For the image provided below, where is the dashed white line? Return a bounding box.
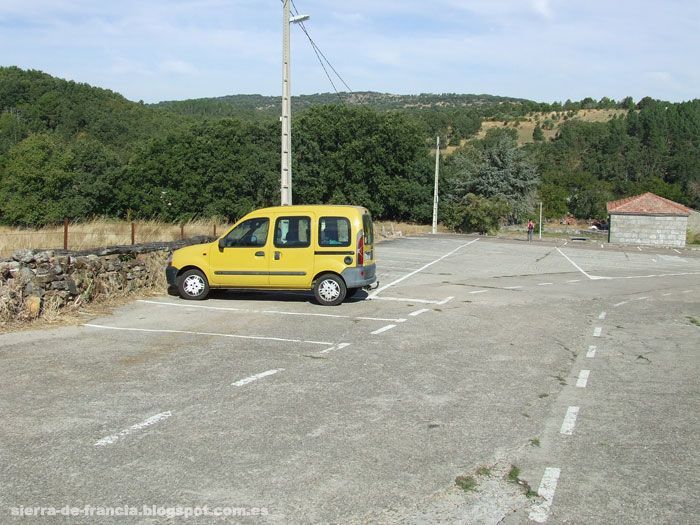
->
[84,324,332,346]
[409,308,430,317]
[586,345,597,358]
[613,300,628,307]
[593,327,602,337]
[632,296,650,301]
[598,311,607,320]
[368,239,479,299]
[566,279,580,283]
[468,289,489,294]
[371,296,451,305]
[529,467,561,523]
[504,285,523,289]
[637,246,642,251]
[436,296,455,305]
[576,370,590,388]
[319,343,351,354]
[682,290,693,294]
[673,249,681,254]
[538,282,554,286]
[95,411,172,446]
[232,369,283,387]
[371,324,397,335]
[560,406,580,435]
[662,293,672,296]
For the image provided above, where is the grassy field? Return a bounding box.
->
[0,219,437,258]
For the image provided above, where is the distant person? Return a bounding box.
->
[527,219,535,242]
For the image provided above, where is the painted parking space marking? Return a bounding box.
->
[673,249,682,254]
[586,345,597,358]
[371,296,452,305]
[632,296,650,301]
[613,300,628,307]
[593,327,602,337]
[408,308,430,317]
[371,324,396,335]
[319,343,351,354]
[95,411,172,446]
[138,300,405,324]
[682,289,693,293]
[232,369,283,387]
[560,406,580,435]
[556,248,606,280]
[504,285,523,289]
[85,324,332,346]
[662,293,672,296]
[529,467,561,523]
[368,238,479,299]
[468,289,488,294]
[538,282,554,286]
[566,279,580,283]
[598,311,607,320]
[576,370,590,388]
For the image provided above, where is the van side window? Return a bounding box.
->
[319,217,351,247]
[223,218,269,247]
[274,216,311,248]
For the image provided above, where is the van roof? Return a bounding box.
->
[252,204,368,214]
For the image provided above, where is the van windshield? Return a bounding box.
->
[362,214,373,245]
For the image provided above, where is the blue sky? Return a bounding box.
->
[0,0,698,103]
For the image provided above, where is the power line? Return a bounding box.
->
[283,0,353,101]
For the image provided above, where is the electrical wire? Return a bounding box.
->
[281,0,353,102]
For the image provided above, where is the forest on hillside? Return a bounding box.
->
[0,66,698,231]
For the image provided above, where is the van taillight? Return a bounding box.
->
[357,232,364,266]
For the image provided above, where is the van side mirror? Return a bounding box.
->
[218,238,226,250]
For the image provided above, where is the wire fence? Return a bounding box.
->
[0,220,229,258]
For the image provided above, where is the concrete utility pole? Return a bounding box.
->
[280,1,309,206]
[539,201,543,240]
[432,136,440,234]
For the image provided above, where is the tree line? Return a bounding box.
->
[0,67,697,231]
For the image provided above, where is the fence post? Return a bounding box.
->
[213,224,217,237]
[63,218,68,250]
[180,224,184,240]
[131,222,135,245]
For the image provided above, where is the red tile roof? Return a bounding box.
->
[606,192,691,216]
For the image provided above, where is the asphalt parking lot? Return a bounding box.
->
[1,235,699,524]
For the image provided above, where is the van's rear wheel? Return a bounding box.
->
[178,269,210,300]
[313,274,346,306]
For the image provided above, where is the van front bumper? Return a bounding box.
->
[341,263,377,289]
[165,265,179,286]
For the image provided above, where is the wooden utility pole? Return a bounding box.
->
[432,136,440,234]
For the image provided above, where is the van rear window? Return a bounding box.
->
[319,217,351,247]
[362,214,374,245]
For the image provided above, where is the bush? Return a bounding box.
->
[443,193,511,234]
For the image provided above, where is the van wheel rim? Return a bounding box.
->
[183,275,205,296]
[318,279,340,302]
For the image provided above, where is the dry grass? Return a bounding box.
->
[0,219,230,258]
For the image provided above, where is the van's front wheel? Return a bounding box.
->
[178,269,210,300]
[313,274,346,306]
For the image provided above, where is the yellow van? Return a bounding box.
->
[166,205,376,306]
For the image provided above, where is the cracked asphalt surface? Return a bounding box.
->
[1,235,698,524]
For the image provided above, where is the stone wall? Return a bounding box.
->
[0,237,213,324]
[609,214,688,247]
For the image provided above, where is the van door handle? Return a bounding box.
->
[255,251,265,257]
[274,251,281,260]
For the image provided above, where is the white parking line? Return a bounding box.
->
[673,249,682,254]
[368,239,479,299]
[662,293,672,296]
[409,308,431,316]
[593,327,602,337]
[138,300,406,323]
[319,343,351,354]
[504,285,523,289]
[586,345,597,358]
[576,370,590,388]
[371,324,396,335]
[468,289,488,294]
[371,296,453,305]
[560,406,580,435]
[613,300,628,307]
[598,311,607,320]
[95,411,172,446]
[556,248,605,280]
[632,296,650,301]
[538,282,554,286]
[85,324,332,346]
[682,290,693,293]
[566,279,580,283]
[232,369,283,387]
[529,468,561,523]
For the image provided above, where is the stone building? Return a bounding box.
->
[607,192,691,248]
